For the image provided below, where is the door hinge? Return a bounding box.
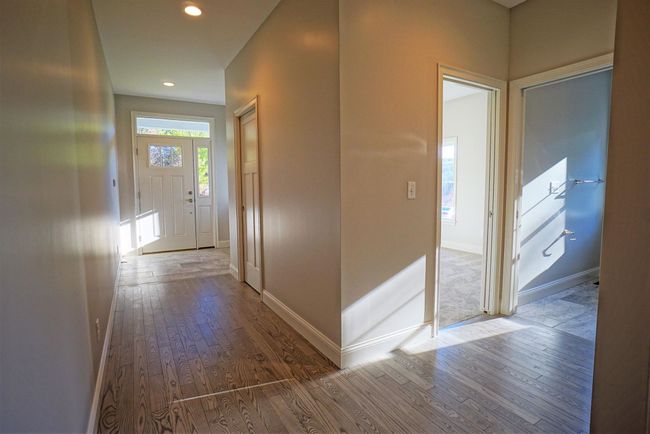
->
[136,147,139,156]
[138,235,142,242]
[137,191,141,200]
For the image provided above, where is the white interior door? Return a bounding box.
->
[137,136,196,253]
[240,109,262,291]
[193,139,215,248]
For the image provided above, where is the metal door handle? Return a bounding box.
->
[187,198,193,203]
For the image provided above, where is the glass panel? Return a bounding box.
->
[148,145,183,167]
[137,117,210,137]
[441,137,457,221]
[197,147,210,197]
[242,117,258,163]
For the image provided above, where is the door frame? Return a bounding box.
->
[434,65,507,334]
[500,53,614,314]
[130,111,217,255]
[233,96,264,293]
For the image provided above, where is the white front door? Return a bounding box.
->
[240,109,262,291]
[137,136,196,253]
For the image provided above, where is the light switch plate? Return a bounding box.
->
[407,181,416,199]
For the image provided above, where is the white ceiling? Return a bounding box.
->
[491,0,528,8]
[92,0,280,105]
[443,80,485,102]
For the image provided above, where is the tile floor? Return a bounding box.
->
[514,280,599,341]
[119,248,231,286]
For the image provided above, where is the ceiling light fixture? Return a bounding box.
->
[162,81,175,87]
[184,5,202,16]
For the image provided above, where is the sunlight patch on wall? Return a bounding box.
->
[519,158,567,290]
[342,256,427,347]
[137,210,161,248]
[120,219,134,253]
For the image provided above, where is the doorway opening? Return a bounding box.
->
[434,66,507,333]
[132,113,217,254]
[437,80,492,328]
[505,59,613,341]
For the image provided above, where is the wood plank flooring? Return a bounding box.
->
[97,249,595,433]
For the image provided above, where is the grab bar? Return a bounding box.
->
[571,178,605,185]
[542,229,576,257]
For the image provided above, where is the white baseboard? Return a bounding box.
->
[262,291,342,367]
[86,262,121,434]
[217,240,230,248]
[341,322,433,368]
[229,263,239,280]
[518,267,599,305]
[441,240,483,255]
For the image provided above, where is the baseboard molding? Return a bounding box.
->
[261,291,342,367]
[229,263,239,280]
[341,322,433,368]
[518,267,599,305]
[217,240,230,248]
[86,262,121,434]
[441,240,482,255]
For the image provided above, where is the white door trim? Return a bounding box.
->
[233,97,264,293]
[434,65,507,334]
[130,111,217,254]
[500,53,614,314]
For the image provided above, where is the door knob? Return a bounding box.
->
[187,198,193,203]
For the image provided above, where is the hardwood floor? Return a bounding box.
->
[97,249,594,433]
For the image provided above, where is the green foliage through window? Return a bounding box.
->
[137,127,209,137]
[198,147,210,197]
[136,117,210,138]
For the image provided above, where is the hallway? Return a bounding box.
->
[98,250,594,433]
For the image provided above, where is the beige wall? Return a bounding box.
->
[114,95,229,251]
[339,0,509,349]
[225,0,341,343]
[0,0,119,431]
[591,0,650,431]
[509,0,617,79]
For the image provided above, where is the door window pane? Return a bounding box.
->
[441,137,457,221]
[197,147,210,197]
[148,145,183,167]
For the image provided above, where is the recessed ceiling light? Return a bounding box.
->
[184,5,202,16]
[162,81,175,87]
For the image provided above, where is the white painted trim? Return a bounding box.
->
[232,97,264,292]
[262,291,341,367]
[217,240,230,248]
[86,263,121,434]
[435,65,507,333]
[341,323,433,368]
[517,267,600,306]
[440,241,483,255]
[229,263,239,280]
[501,53,614,315]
